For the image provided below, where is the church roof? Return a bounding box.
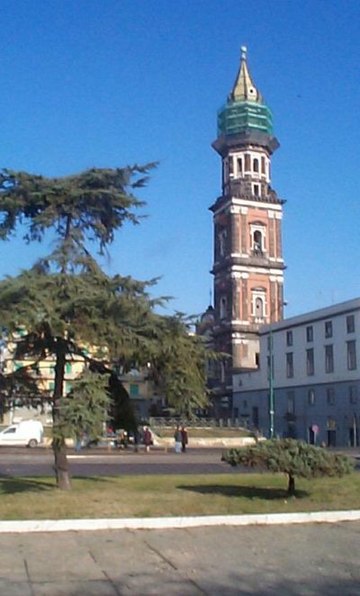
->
[217,47,274,138]
[230,46,263,104]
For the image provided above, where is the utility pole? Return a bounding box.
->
[268,328,275,439]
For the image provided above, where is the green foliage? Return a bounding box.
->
[0,165,156,251]
[0,164,212,487]
[147,313,210,417]
[223,439,354,495]
[0,266,162,364]
[107,372,138,433]
[56,370,109,442]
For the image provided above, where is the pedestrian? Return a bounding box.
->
[74,434,82,453]
[174,425,182,453]
[181,426,188,453]
[143,426,152,453]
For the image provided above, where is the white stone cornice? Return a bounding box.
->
[230,197,283,211]
[229,265,284,277]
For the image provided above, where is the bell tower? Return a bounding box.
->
[210,47,285,405]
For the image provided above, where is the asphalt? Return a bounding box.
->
[1,446,359,477]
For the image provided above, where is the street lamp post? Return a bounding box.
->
[267,301,286,439]
[268,328,275,439]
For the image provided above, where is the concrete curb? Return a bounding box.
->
[0,510,359,533]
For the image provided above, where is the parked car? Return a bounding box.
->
[0,420,44,447]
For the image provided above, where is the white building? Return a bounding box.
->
[233,298,360,447]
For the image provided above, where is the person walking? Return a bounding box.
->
[181,426,188,453]
[143,427,152,453]
[174,425,182,453]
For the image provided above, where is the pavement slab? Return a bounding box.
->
[0,522,359,595]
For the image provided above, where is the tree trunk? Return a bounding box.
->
[52,338,71,490]
[287,473,295,496]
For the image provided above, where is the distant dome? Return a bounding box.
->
[200,305,215,323]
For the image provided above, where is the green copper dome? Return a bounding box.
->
[217,47,274,137]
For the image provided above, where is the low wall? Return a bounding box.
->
[153,436,257,449]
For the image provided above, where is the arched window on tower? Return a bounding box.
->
[237,157,243,177]
[253,158,259,173]
[255,296,264,318]
[251,288,267,323]
[261,156,266,175]
[253,230,263,254]
[250,223,266,255]
[218,229,227,257]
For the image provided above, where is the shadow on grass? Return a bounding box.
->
[177,484,309,500]
[0,477,55,495]
[0,475,115,495]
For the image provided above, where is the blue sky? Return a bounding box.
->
[0,0,359,318]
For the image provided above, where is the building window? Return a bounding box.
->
[220,362,225,383]
[253,230,263,254]
[308,389,315,406]
[325,320,333,338]
[306,325,313,342]
[325,344,334,373]
[129,383,139,397]
[347,340,357,370]
[261,156,266,174]
[220,296,227,319]
[286,352,294,378]
[346,314,355,334]
[306,348,315,375]
[65,362,72,374]
[252,288,266,321]
[228,156,234,176]
[253,183,260,197]
[286,330,293,347]
[253,158,259,173]
[237,157,243,174]
[327,417,336,430]
[218,229,227,257]
[326,387,335,405]
[349,385,358,404]
[287,391,295,414]
[255,297,264,319]
[244,153,251,171]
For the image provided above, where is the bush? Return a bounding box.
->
[222,439,354,495]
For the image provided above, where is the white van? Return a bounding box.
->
[0,420,44,448]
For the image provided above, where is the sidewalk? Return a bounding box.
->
[0,522,359,595]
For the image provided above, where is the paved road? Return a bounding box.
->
[0,447,359,477]
[0,522,359,595]
[0,448,247,477]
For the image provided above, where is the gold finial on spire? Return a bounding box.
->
[230,46,262,104]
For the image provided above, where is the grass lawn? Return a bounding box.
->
[0,473,359,520]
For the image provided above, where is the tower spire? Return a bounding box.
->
[230,46,262,103]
